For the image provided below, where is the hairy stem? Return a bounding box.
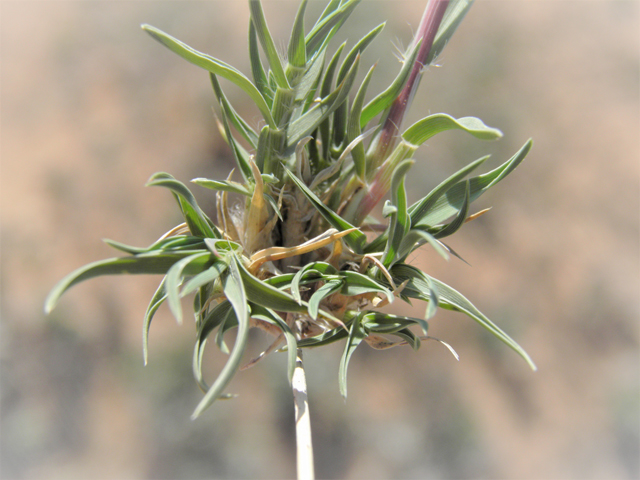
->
[293,348,314,480]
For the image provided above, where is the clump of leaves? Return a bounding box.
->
[46,0,535,419]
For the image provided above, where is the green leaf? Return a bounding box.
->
[286,55,360,153]
[305,0,361,58]
[291,262,337,304]
[362,311,427,336]
[397,229,449,262]
[359,41,421,129]
[248,0,290,89]
[210,74,254,182]
[191,178,250,196]
[235,256,308,314]
[141,24,276,129]
[382,159,414,267]
[402,114,503,147]
[248,20,272,106]
[143,277,168,365]
[433,180,470,239]
[347,64,376,180]
[287,0,308,68]
[166,252,211,324]
[336,23,384,85]
[193,300,233,391]
[308,278,343,320]
[426,0,474,66]
[338,312,367,398]
[250,304,298,382]
[340,271,393,304]
[284,167,366,252]
[318,42,345,161]
[103,235,205,255]
[409,155,488,226]
[45,252,212,315]
[192,260,250,418]
[390,264,537,370]
[147,172,220,239]
[210,73,259,150]
[413,140,532,227]
[180,258,229,297]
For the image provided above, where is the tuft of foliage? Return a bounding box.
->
[46,0,535,418]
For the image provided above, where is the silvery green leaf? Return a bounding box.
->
[166,252,211,324]
[382,159,414,267]
[433,179,470,239]
[143,277,168,365]
[409,155,488,226]
[192,260,250,418]
[287,0,308,68]
[338,312,367,398]
[210,73,259,151]
[250,304,298,382]
[402,113,503,147]
[305,0,361,58]
[193,300,233,391]
[180,259,229,297]
[45,252,212,315]
[192,178,251,196]
[147,172,220,239]
[390,264,536,370]
[103,235,205,255]
[248,0,290,89]
[348,64,376,180]
[248,20,272,106]
[309,278,343,320]
[413,140,532,227]
[359,41,421,129]
[284,167,366,252]
[142,24,276,128]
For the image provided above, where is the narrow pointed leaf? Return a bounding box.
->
[413,140,532,227]
[248,0,290,89]
[309,278,343,320]
[192,260,250,418]
[284,167,366,252]
[409,155,488,225]
[287,0,308,68]
[250,304,298,382]
[403,114,503,147]
[360,41,421,129]
[426,0,474,66]
[166,252,211,324]
[397,229,449,262]
[180,259,229,297]
[210,74,259,149]
[382,159,414,267]
[287,55,360,152]
[305,0,361,58]
[338,312,367,398]
[390,264,537,370]
[248,20,272,105]
[45,253,212,314]
[147,172,220,238]
[142,24,275,128]
[143,277,168,365]
[192,178,250,196]
[434,180,470,238]
[193,300,233,391]
[348,64,376,179]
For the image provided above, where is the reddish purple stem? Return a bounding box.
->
[372,0,450,162]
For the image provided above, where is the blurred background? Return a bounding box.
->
[2,1,638,479]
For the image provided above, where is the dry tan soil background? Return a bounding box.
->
[2,1,639,479]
